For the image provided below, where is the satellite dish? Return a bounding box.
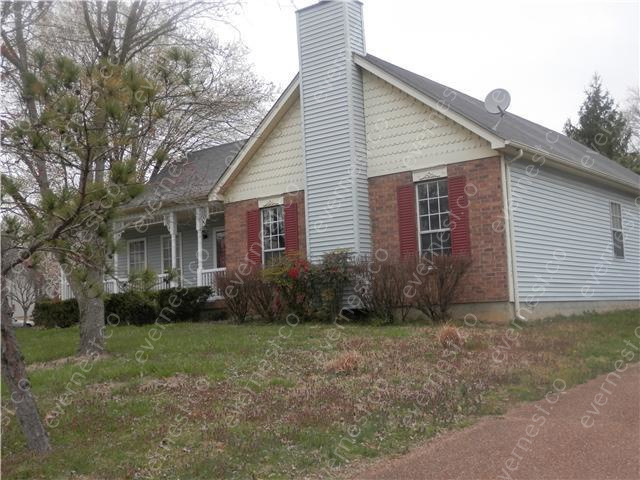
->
[484,88,511,115]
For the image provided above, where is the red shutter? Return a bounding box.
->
[246,209,262,265]
[284,202,299,257]
[397,184,418,257]
[448,176,471,256]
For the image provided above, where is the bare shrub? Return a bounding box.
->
[354,256,415,324]
[325,351,362,374]
[438,325,465,349]
[216,271,249,323]
[413,255,471,323]
[245,271,282,322]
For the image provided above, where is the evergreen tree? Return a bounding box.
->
[0,0,269,452]
[564,74,634,168]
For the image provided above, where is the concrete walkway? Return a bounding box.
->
[355,364,640,480]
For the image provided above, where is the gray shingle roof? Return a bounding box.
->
[125,140,245,209]
[361,54,640,190]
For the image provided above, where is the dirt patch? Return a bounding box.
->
[85,381,128,397]
[138,373,208,393]
[28,353,111,372]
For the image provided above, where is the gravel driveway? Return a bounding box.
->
[355,363,640,480]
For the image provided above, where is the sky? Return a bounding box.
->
[217,0,639,133]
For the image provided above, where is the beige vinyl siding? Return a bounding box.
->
[363,71,496,178]
[225,99,304,203]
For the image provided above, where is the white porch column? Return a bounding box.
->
[163,212,178,287]
[195,207,209,287]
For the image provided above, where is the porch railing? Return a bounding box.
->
[202,267,226,298]
[61,269,226,300]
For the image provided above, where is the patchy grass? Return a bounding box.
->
[2,309,639,479]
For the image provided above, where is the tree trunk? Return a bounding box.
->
[1,276,51,453]
[68,266,106,356]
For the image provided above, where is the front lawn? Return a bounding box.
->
[2,310,639,479]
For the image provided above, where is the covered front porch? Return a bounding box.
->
[61,204,227,299]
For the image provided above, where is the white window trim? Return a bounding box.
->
[416,178,452,256]
[160,233,183,274]
[609,201,624,259]
[261,205,285,265]
[258,195,284,208]
[127,238,147,275]
[412,165,447,183]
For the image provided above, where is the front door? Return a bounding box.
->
[213,229,225,269]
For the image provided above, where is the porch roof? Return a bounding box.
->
[123,140,246,212]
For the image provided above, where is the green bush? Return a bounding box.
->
[33,299,79,328]
[260,251,353,322]
[262,257,314,321]
[156,286,213,322]
[105,291,157,326]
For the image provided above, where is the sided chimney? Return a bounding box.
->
[296,0,371,261]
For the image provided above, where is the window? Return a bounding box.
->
[161,234,182,274]
[416,178,451,256]
[128,239,146,274]
[262,206,285,264]
[610,202,624,258]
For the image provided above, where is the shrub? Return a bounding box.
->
[354,256,415,324]
[245,271,282,322]
[262,252,353,322]
[32,299,79,328]
[262,257,313,321]
[413,255,471,322]
[157,286,213,322]
[438,324,465,349]
[105,291,157,326]
[311,250,352,321]
[216,271,250,323]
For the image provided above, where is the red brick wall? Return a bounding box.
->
[224,191,306,270]
[286,191,307,259]
[368,157,509,303]
[448,157,509,303]
[369,171,413,257]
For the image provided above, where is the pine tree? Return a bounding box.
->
[564,74,634,169]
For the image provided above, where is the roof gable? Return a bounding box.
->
[357,54,640,191]
[225,97,304,202]
[211,77,300,200]
[363,70,496,177]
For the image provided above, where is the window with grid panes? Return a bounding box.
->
[262,206,285,264]
[416,178,451,255]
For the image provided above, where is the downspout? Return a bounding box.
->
[504,149,527,321]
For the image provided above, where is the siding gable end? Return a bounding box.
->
[225,98,305,203]
[363,71,497,178]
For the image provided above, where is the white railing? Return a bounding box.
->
[202,267,226,298]
[61,270,226,300]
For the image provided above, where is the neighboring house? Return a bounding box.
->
[8,253,59,322]
[62,0,639,321]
